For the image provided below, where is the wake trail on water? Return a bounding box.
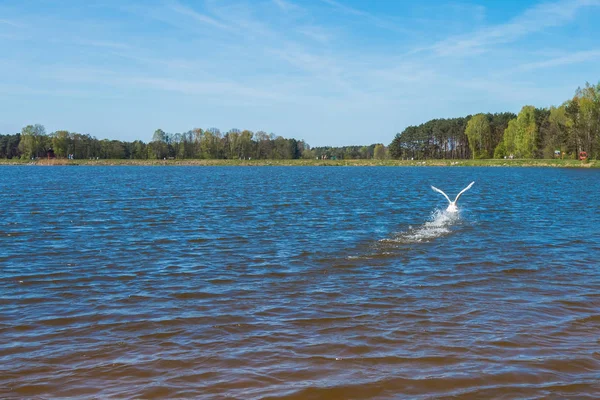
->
[345,209,464,261]
[382,209,461,244]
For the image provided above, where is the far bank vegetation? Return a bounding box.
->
[1,81,598,162]
[389,82,600,161]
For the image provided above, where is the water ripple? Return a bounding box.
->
[1,166,600,398]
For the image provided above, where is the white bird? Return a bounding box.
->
[431,181,475,212]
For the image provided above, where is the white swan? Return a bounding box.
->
[431,181,475,212]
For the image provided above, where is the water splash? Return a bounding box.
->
[383,209,461,244]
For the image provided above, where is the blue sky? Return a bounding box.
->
[1,0,599,146]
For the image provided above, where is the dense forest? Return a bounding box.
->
[390,81,600,160]
[1,81,598,161]
[0,126,389,161]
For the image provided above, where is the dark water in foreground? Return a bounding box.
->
[1,166,600,399]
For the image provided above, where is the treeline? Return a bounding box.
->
[147,129,309,160]
[0,125,389,161]
[5,80,597,162]
[310,144,387,160]
[388,113,515,160]
[389,81,600,160]
[0,125,151,160]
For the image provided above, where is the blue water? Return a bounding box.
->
[1,166,599,398]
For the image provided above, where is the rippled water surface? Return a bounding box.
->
[2,166,600,399]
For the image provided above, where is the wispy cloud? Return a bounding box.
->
[0,33,22,40]
[45,66,123,84]
[134,76,283,100]
[0,19,23,28]
[296,25,332,43]
[269,46,349,92]
[205,1,275,38]
[3,0,599,145]
[169,1,230,31]
[272,0,301,13]
[110,51,199,70]
[369,63,438,85]
[320,0,409,34]
[320,0,365,17]
[0,82,92,98]
[424,0,600,56]
[75,39,130,50]
[516,49,600,72]
[43,65,284,102]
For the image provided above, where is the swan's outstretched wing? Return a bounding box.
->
[453,181,475,203]
[431,186,451,204]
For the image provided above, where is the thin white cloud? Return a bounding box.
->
[4,0,598,145]
[110,51,199,70]
[169,1,230,31]
[320,0,409,34]
[45,66,122,84]
[272,0,301,13]
[369,63,438,85]
[269,46,353,93]
[75,39,130,50]
[516,49,600,72]
[205,1,274,38]
[43,65,284,102]
[134,76,282,100]
[0,82,92,98]
[0,33,22,40]
[320,0,367,17]
[424,0,600,56]
[296,26,332,43]
[0,19,23,28]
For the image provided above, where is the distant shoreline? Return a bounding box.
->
[0,158,598,168]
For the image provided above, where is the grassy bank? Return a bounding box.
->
[0,158,598,168]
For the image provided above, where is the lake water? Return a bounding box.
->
[1,166,599,399]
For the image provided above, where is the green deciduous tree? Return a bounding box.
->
[497,106,538,158]
[516,106,538,158]
[19,124,47,159]
[465,114,491,159]
[150,129,168,159]
[51,130,70,158]
[373,144,387,160]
